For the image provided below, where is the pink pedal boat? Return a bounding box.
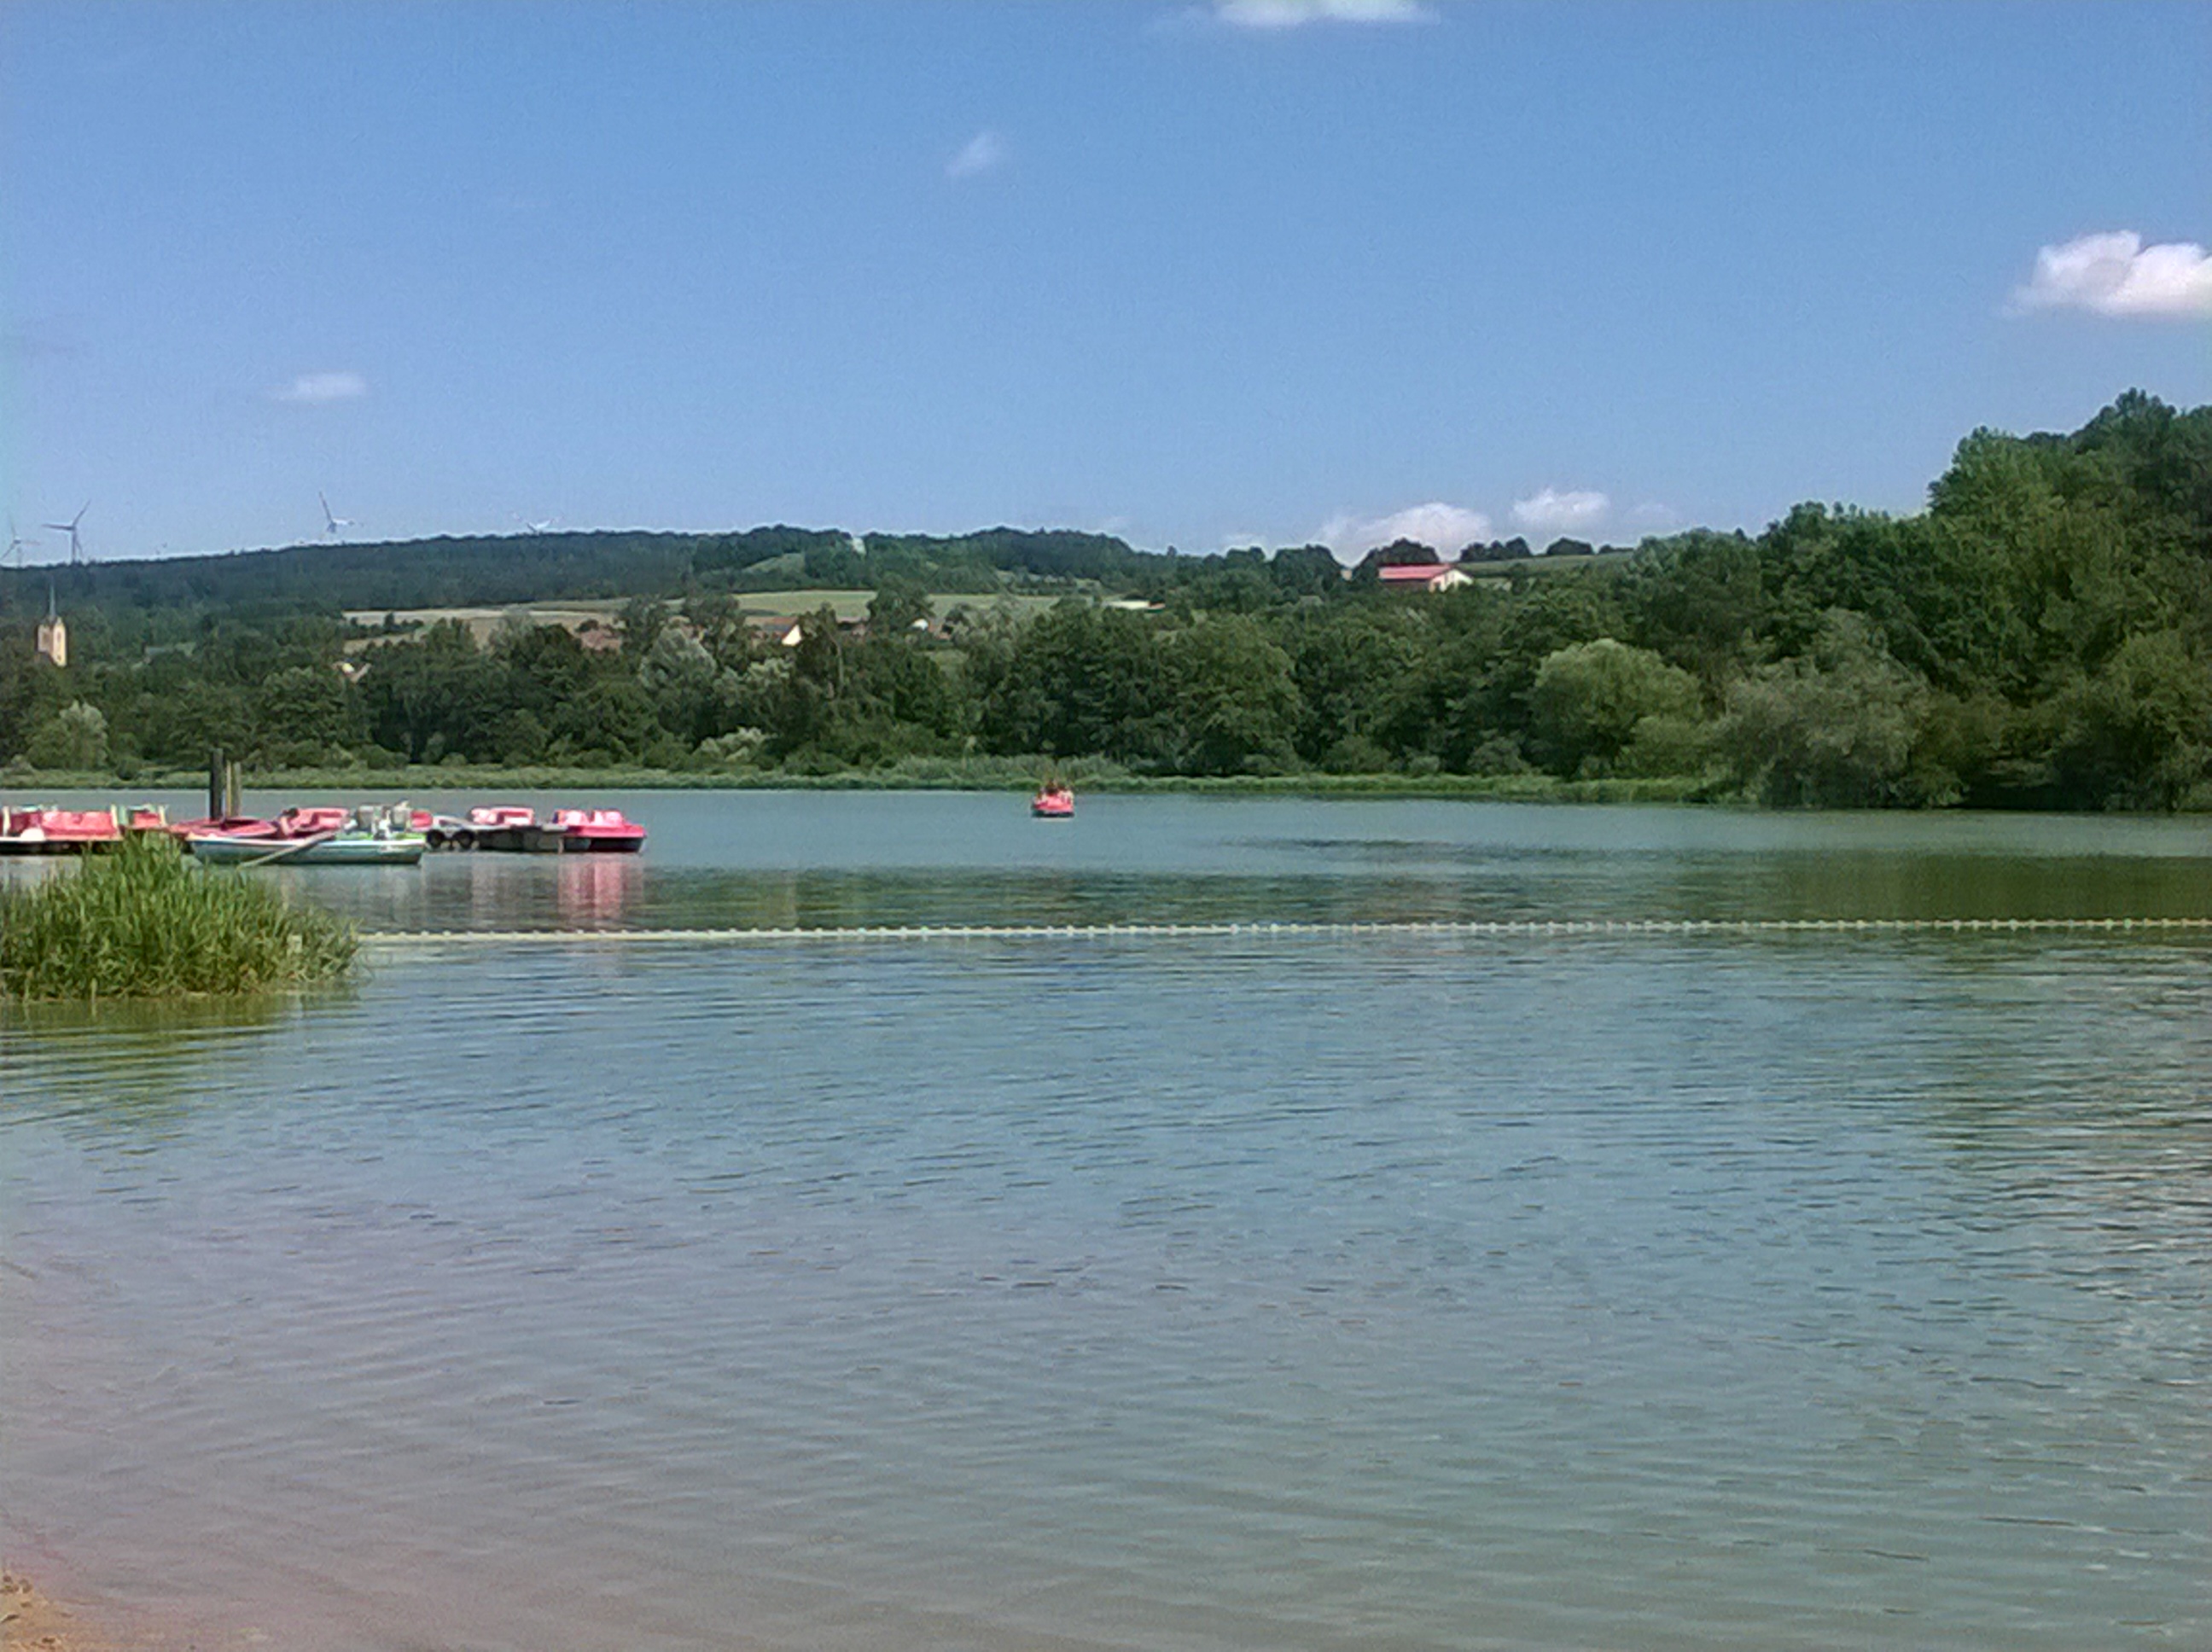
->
[420,806,647,854]
[549,808,647,852]
[0,805,125,854]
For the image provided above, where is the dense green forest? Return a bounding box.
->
[0,524,1237,625]
[3,393,2207,809]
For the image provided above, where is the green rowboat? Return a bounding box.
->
[187,832,428,867]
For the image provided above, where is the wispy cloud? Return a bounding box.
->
[946,131,1008,180]
[273,370,368,404]
[1208,0,1434,27]
[1511,487,1610,536]
[2011,231,2212,319]
[1319,502,1492,561]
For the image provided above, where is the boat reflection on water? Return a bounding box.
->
[555,852,644,928]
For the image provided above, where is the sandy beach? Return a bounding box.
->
[1,1573,108,1652]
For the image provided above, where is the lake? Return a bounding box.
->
[3,794,2209,1649]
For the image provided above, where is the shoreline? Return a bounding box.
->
[3,765,1714,803]
[7,765,2208,813]
[0,1572,106,1652]
[6,762,1706,800]
[0,764,2147,811]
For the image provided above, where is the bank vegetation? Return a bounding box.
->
[0,835,358,999]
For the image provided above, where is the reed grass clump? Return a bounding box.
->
[0,835,358,999]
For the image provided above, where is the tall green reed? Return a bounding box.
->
[0,835,358,999]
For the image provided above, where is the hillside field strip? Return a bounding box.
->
[342,590,1069,648]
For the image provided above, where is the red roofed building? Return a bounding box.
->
[1377,563,1471,592]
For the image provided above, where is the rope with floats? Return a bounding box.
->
[358,916,2212,945]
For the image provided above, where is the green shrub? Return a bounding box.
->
[1618,713,1714,779]
[1720,611,1928,806]
[27,701,110,771]
[1529,639,1703,777]
[0,835,358,1000]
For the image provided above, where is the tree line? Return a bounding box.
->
[0,525,1181,623]
[3,392,2206,809]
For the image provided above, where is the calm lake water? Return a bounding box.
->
[4,794,2209,1649]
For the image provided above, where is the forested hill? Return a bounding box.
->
[2,530,702,616]
[0,525,1160,618]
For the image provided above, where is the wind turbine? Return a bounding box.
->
[43,503,88,564]
[320,492,355,537]
[5,517,37,567]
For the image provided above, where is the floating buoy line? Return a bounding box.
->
[358,916,2212,945]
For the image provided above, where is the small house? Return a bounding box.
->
[746,615,806,648]
[1377,564,1471,593]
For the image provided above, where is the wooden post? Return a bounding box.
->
[224,760,243,820]
[208,748,225,821]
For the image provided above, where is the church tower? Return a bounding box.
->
[36,585,67,668]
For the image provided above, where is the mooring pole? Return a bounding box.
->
[224,759,242,820]
[208,748,225,821]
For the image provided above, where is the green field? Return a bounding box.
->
[724,589,1073,622]
[344,588,1071,640]
[342,604,623,647]
[1453,548,1639,581]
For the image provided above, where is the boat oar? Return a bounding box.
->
[234,832,337,869]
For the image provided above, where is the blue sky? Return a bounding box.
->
[3,0,2206,564]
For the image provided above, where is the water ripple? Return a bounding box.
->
[6,805,2211,1650]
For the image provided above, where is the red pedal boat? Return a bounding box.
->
[0,805,125,854]
[420,805,646,854]
[1030,784,1075,819]
[550,807,647,852]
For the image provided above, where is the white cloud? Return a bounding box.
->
[273,370,368,404]
[1318,501,1492,562]
[1209,0,1433,26]
[2011,231,2212,319]
[946,131,1008,180]
[1511,487,1610,535]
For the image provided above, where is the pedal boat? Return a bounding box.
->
[548,808,647,852]
[0,806,125,854]
[419,806,646,852]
